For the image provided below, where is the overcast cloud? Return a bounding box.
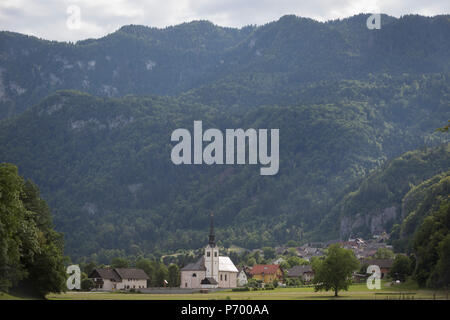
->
[0,0,448,42]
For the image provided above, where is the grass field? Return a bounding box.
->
[43,282,449,300]
[1,281,447,300]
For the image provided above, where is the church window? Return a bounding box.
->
[214,251,217,257]
[220,274,223,281]
[207,251,211,257]
[225,274,227,281]
[192,273,197,277]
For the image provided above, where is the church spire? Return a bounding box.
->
[208,212,215,247]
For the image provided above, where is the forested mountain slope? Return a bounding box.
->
[317,145,450,241]
[0,14,449,262]
[0,81,448,261]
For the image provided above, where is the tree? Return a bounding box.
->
[389,255,412,282]
[168,264,180,287]
[136,258,156,287]
[81,278,94,291]
[287,256,308,268]
[155,264,168,287]
[0,164,66,297]
[413,200,449,287]
[312,244,360,297]
[82,261,97,276]
[436,234,450,288]
[247,257,256,266]
[20,180,67,298]
[272,279,279,288]
[262,247,276,260]
[0,163,29,291]
[111,257,129,268]
[285,240,297,248]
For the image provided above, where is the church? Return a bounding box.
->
[180,214,238,289]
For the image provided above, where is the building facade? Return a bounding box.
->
[89,268,149,291]
[249,264,283,283]
[286,265,315,283]
[237,268,248,287]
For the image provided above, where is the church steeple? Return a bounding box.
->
[205,212,219,281]
[208,212,215,247]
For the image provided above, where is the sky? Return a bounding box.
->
[0,0,448,42]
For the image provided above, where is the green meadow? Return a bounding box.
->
[42,282,448,300]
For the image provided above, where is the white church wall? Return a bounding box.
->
[181,271,206,288]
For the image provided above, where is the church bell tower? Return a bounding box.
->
[204,213,219,280]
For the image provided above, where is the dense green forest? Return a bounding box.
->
[0,14,449,268]
[0,163,66,297]
[0,83,448,263]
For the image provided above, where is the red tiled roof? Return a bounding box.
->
[249,264,280,275]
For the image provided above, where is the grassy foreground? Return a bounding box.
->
[43,282,448,300]
[1,281,447,300]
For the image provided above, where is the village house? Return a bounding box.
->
[297,246,323,261]
[180,214,238,289]
[88,268,149,291]
[249,264,283,284]
[286,265,315,283]
[237,267,249,287]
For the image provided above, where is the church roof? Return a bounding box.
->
[180,257,206,271]
[180,256,238,273]
[219,256,238,273]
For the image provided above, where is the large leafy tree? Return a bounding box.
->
[111,257,130,268]
[389,255,412,282]
[168,264,180,287]
[0,163,66,297]
[0,163,30,291]
[136,258,156,287]
[312,244,359,297]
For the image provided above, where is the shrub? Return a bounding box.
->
[232,287,250,292]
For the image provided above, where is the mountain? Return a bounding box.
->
[394,170,450,249]
[317,145,450,241]
[0,14,449,262]
[0,78,448,262]
[0,14,449,119]
[0,20,254,119]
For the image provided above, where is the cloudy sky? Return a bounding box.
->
[0,0,448,42]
